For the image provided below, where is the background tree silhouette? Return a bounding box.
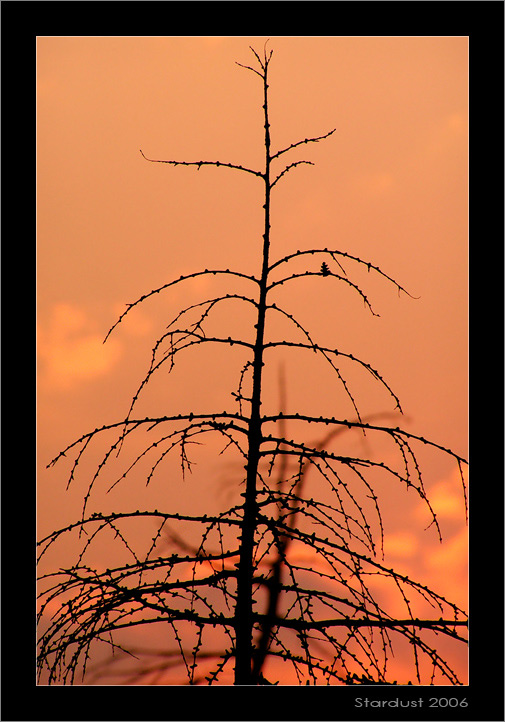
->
[37,43,468,686]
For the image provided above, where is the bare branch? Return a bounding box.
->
[235,62,263,78]
[46,412,248,469]
[260,413,468,466]
[267,270,380,316]
[140,148,263,178]
[271,128,337,161]
[271,160,314,188]
[268,247,419,299]
[104,269,260,342]
[262,337,403,413]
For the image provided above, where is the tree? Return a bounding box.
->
[37,43,468,686]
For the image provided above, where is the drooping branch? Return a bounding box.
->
[270,160,315,188]
[120,293,260,426]
[47,412,249,470]
[263,337,403,412]
[264,519,466,622]
[165,293,260,331]
[139,148,264,179]
[268,247,419,300]
[260,413,468,523]
[267,269,381,315]
[37,509,244,563]
[49,414,249,522]
[271,616,467,634]
[116,332,254,438]
[261,413,468,467]
[104,269,260,342]
[106,420,249,495]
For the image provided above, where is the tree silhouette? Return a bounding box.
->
[37,43,468,686]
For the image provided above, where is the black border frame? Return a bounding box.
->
[2,2,503,720]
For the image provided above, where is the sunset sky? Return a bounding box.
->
[37,35,468,684]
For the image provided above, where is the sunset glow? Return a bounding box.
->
[37,35,468,685]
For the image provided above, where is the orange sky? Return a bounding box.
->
[37,36,468,685]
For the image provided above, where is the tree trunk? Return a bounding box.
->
[234,63,271,685]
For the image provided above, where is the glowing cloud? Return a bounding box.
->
[38,303,123,390]
[383,531,419,559]
[414,466,468,524]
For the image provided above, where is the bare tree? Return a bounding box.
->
[37,44,468,686]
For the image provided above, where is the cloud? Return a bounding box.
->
[421,526,468,612]
[383,531,419,559]
[38,303,123,390]
[405,465,469,610]
[424,526,468,574]
[414,465,468,525]
[111,303,154,338]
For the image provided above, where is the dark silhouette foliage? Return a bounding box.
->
[37,44,468,686]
